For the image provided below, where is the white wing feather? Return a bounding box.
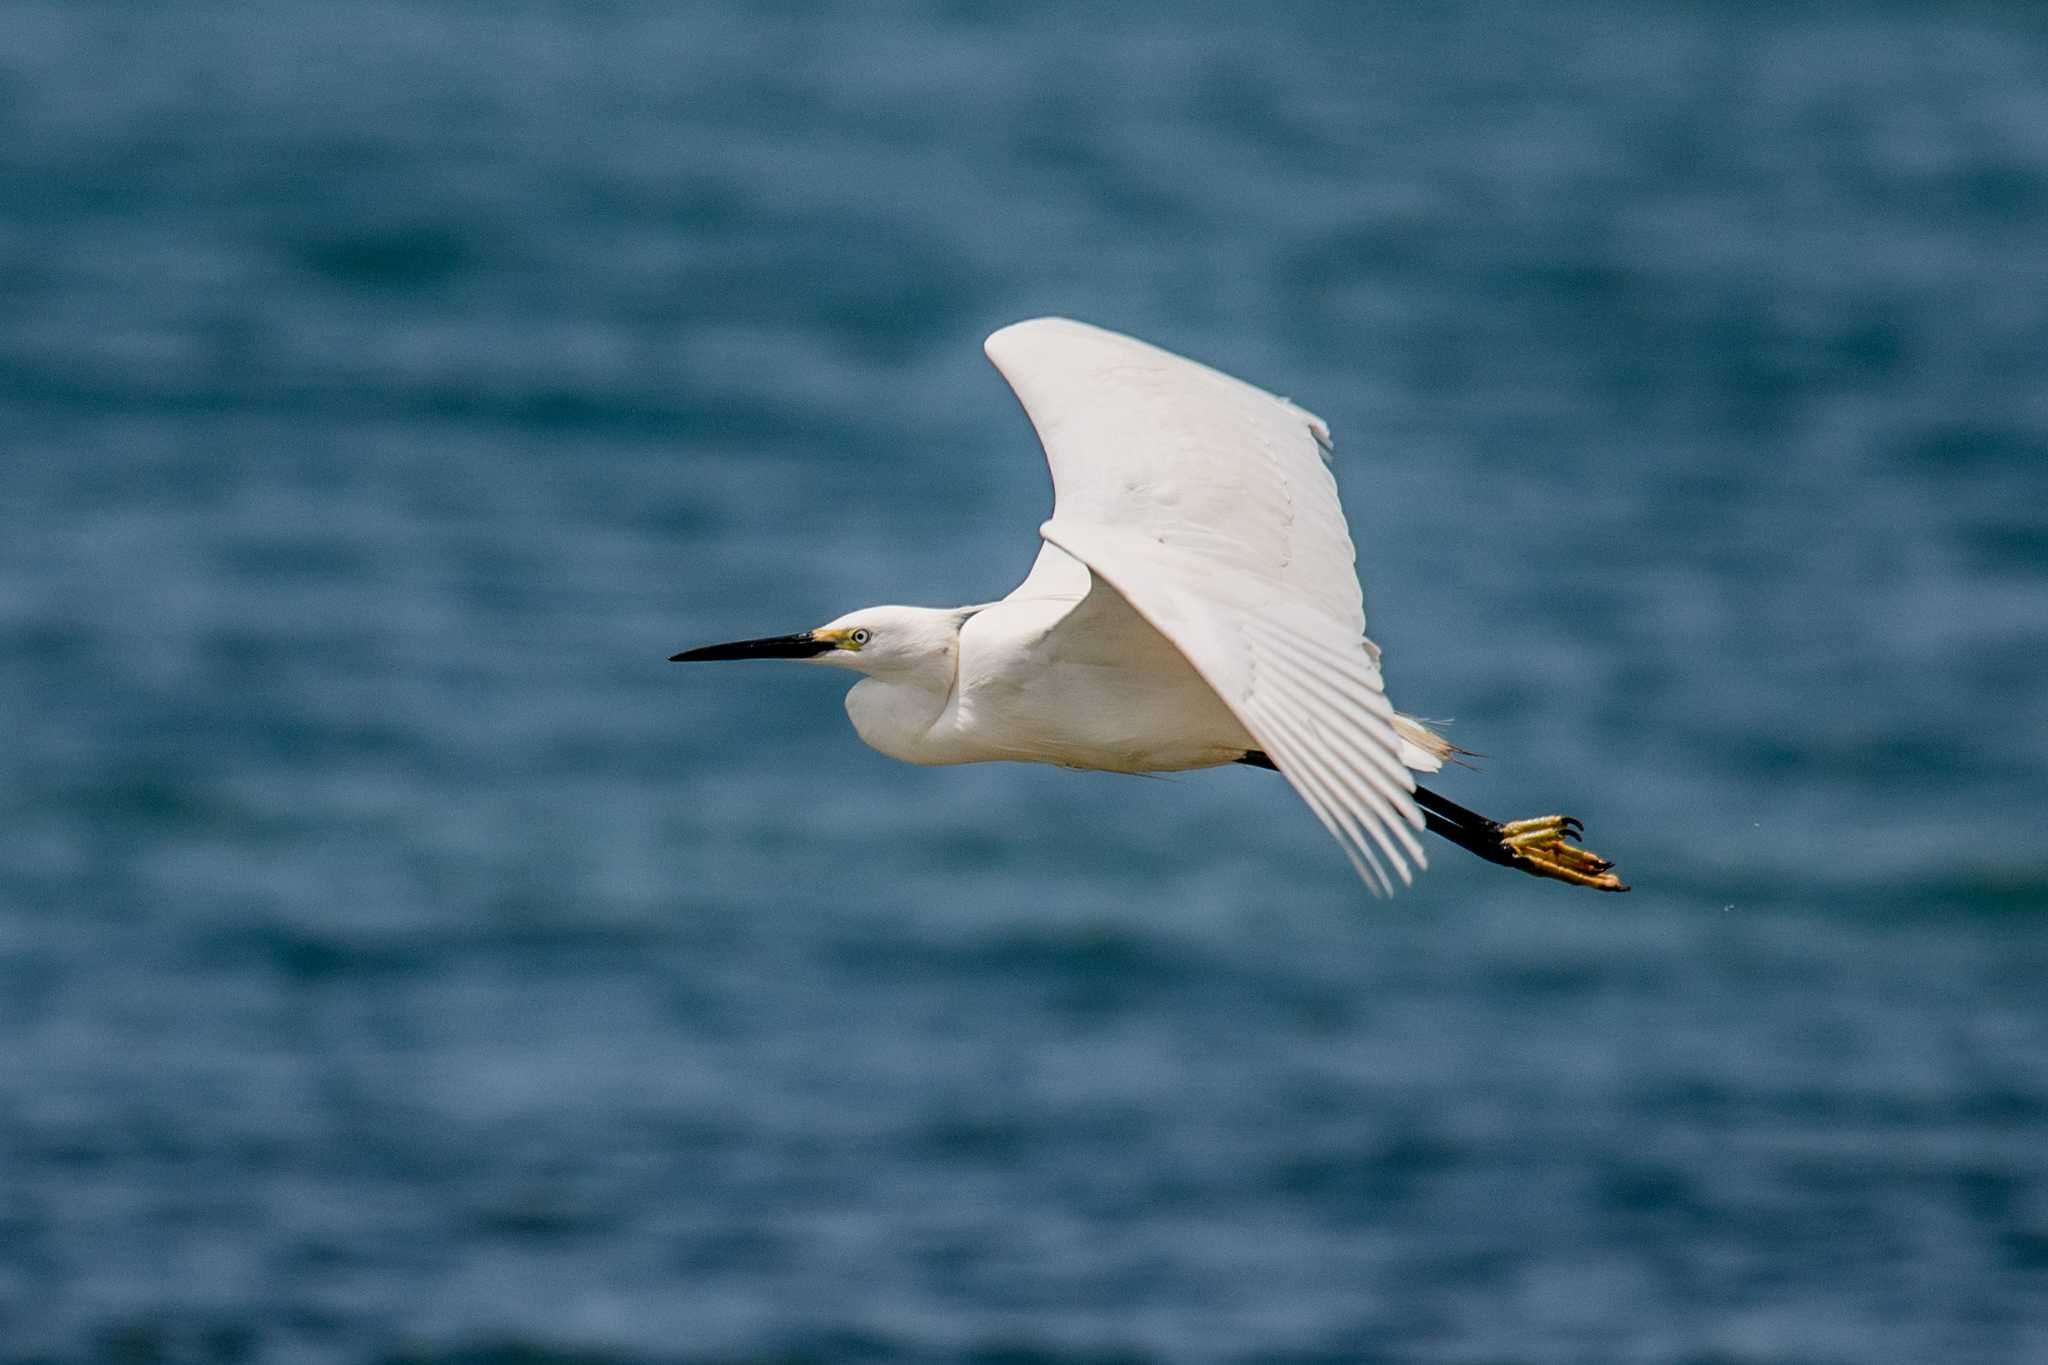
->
[986,318,1425,894]
[986,318,1365,633]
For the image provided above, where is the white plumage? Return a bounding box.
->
[984,319,1424,893]
[672,318,1628,896]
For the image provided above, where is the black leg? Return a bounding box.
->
[1413,786,1522,869]
[1235,752,1612,882]
[1239,754,1511,864]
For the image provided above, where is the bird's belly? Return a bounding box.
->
[959,655,1256,773]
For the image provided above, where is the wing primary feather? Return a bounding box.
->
[1250,694,1408,892]
[1244,624,1423,812]
[1245,687,1425,871]
[1245,642,1425,806]
[1229,611,1412,885]
[1245,654,1425,826]
[1269,740,1400,900]
[1249,633,1409,782]
[1256,718,1410,886]
[1255,620,1399,719]
[1245,634,1425,806]
[1252,701,1424,875]
[1257,726,1396,895]
[1245,618,1400,729]
[1250,701,1420,881]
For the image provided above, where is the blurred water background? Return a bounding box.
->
[5,3,2048,1362]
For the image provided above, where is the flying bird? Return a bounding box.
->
[671,319,1626,894]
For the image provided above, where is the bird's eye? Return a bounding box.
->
[849,628,871,646]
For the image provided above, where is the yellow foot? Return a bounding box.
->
[1498,814,1630,892]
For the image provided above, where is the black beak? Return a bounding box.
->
[668,632,836,663]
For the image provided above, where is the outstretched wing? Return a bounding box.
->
[986,318,1366,634]
[985,318,1425,894]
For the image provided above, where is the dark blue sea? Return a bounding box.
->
[5,4,2047,1361]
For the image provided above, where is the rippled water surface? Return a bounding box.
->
[5,3,2047,1361]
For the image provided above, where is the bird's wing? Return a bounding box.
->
[985,318,1422,894]
[984,317,1366,635]
[1043,521,1424,895]
[999,539,1094,608]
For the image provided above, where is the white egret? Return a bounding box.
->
[672,318,1626,894]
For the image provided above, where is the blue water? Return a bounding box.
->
[5,3,2047,1361]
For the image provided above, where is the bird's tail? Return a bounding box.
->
[1393,713,1475,774]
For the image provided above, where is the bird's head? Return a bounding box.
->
[669,605,970,680]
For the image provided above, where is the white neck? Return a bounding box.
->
[827,606,968,765]
[843,672,958,764]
